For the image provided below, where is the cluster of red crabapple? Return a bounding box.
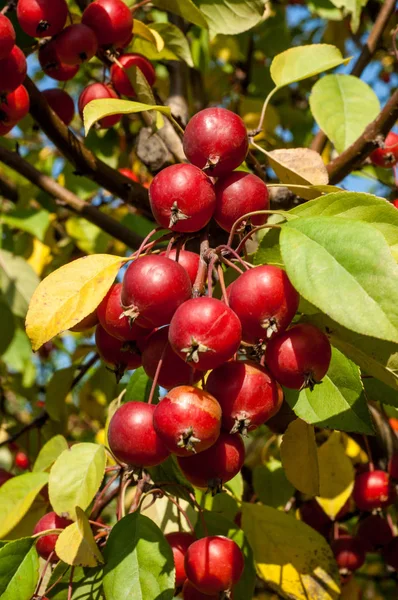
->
[0,0,155,135]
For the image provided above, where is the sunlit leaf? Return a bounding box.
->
[49,443,106,520]
[0,538,39,600]
[26,254,124,351]
[83,99,171,135]
[310,75,380,153]
[270,44,351,87]
[0,473,48,538]
[33,435,69,473]
[280,419,320,495]
[55,507,104,567]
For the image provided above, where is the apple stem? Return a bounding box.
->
[363,435,375,471]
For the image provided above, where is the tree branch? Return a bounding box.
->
[311,0,397,154]
[24,76,151,217]
[327,88,398,183]
[0,170,19,203]
[0,144,145,247]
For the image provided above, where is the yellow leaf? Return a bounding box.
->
[133,19,165,51]
[242,503,340,600]
[280,419,320,496]
[0,472,49,538]
[26,254,125,351]
[316,432,355,520]
[55,506,104,567]
[26,239,52,276]
[265,148,329,200]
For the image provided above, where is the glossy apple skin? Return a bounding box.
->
[165,531,196,587]
[34,511,73,561]
[107,401,170,467]
[353,470,396,511]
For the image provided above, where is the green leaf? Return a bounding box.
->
[253,459,295,508]
[285,347,374,434]
[363,378,398,408]
[66,217,111,255]
[133,22,194,67]
[290,191,398,260]
[225,472,244,500]
[196,0,265,34]
[44,566,104,600]
[0,473,48,538]
[309,75,380,153]
[148,456,194,502]
[0,539,39,600]
[242,503,340,600]
[270,44,350,88]
[329,0,367,32]
[0,303,15,355]
[280,217,398,343]
[49,443,106,520]
[151,0,208,28]
[46,366,75,422]
[304,313,398,392]
[1,208,50,242]
[2,329,33,375]
[195,511,256,600]
[83,99,171,136]
[253,227,283,267]
[103,513,175,600]
[0,250,39,318]
[33,435,69,473]
[124,367,159,404]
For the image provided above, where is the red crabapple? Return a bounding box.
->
[169,297,242,371]
[177,431,245,492]
[357,515,393,551]
[370,132,398,168]
[160,249,200,286]
[331,536,365,573]
[53,24,98,65]
[78,83,122,128]
[382,537,398,570]
[142,326,200,389]
[0,468,13,486]
[184,536,244,595]
[107,401,170,467]
[153,385,221,456]
[17,0,68,38]
[0,85,29,125]
[121,255,192,329]
[206,360,282,435]
[110,53,155,97]
[82,0,133,48]
[149,164,216,233]
[165,531,196,587]
[39,40,80,81]
[353,469,396,511]
[0,15,15,60]
[34,512,73,561]
[95,324,142,379]
[182,580,221,599]
[97,283,150,342]
[0,46,27,94]
[69,309,99,332]
[228,265,299,343]
[389,453,398,480]
[42,88,75,126]
[214,172,269,232]
[183,107,248,177]
[265,323,332,390]
[15,451,29,470]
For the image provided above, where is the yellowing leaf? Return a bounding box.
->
[133,20,164,51]
[27,238,52,276]
[55,506,104,567]
[266,148,329,200]
[280,419,320,496]
[270,44,351,88]
[49,443,106,520]
[26,254,125,351]
[0,472,49,538]
[83,99,171,135]
[316,432,355,519]
[242,503,340,600]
